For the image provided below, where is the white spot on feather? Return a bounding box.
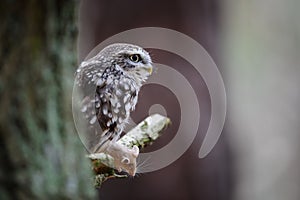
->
[114,108,119,113]
[110,96,118,107]
[116,89,122,96]
[81,105,87,112]
[124,84,129,90]
[97,78,105,86]
[125,103,131,112]
[123,94,130,103]
[89,116,97,124]
[102,104,108,115]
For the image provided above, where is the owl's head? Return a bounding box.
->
[99,43,153,85]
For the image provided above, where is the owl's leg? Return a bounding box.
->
[104,141,139,176]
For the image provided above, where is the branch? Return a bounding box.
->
[88,114,171,187]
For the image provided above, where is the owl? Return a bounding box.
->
[75,43,153,175]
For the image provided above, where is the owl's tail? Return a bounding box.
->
[92,130,118,153]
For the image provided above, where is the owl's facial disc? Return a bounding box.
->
[119,50,153,84]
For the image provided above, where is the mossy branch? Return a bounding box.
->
[88,114,171,187]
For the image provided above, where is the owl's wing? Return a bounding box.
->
[74,60,111,152]
[93,81,119,150]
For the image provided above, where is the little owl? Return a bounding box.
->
[75,43,153,176]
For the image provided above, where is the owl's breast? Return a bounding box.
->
[110,76,139,123]
[96,74,139,133]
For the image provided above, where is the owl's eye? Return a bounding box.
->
[129,54,141,63]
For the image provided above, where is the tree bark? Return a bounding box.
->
[0,1,95,199]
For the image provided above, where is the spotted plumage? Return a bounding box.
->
[74,43,153,175]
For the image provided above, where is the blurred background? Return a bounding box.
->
[1,0,299,199]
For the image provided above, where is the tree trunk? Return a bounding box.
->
[0,1,95,199]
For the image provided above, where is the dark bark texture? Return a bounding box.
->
[0,1,95,199]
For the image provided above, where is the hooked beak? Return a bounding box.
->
[144,65,153,75]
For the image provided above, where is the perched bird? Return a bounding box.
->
[75,43,153,176]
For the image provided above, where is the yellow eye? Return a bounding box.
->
[129,54,141,62]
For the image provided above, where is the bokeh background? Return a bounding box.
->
[1,0,299,199]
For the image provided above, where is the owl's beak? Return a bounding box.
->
[145,66,153,75]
